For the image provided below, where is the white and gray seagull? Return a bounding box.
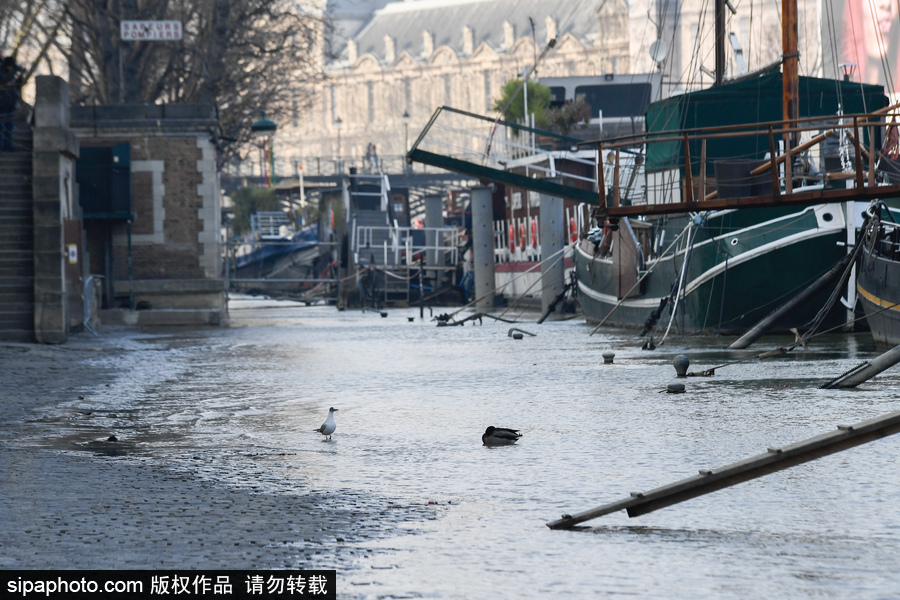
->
[315,407,338,440]
[482,426,522,446]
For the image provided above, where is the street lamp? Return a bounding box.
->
[335,116,343,174]
[250,114,278,187]
[225,109,278,186]
[402,110,410,173]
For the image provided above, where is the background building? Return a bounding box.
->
[273,0,823,180]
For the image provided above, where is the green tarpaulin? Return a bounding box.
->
[645,69,888,173]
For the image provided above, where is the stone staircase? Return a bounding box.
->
[0,120,34,341]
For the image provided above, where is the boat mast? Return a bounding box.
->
[782,0,799,146]
[715,0,725,85]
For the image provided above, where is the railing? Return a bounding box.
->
[352,225,461,269]
[251,211,293,239]
[288,155,447,177]
[493,204,590,264]
[598,109,900,217]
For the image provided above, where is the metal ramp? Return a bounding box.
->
[407,106,600,204]
[345,172,461,306]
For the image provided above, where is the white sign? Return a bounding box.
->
[120,21,183,41]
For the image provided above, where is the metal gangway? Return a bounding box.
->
[407,106,601,204]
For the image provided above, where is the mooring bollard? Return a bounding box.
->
[512,332,524,340]
[673,355,689,377]
[667,383,686,394]
[602,351,615,364]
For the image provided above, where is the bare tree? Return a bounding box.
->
[2,0,330,157]
[0,0,67,85]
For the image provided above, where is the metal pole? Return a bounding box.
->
[424,195,442,268]
[845,202,857,330]
[419,263,424,319]
[823,344,900,389]
[539,185,564,319]
[127,221,134,311]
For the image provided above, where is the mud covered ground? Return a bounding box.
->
[0,331,438,571]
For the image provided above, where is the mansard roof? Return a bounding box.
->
[346,0,600,63]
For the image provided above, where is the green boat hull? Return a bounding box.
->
[575,204,850,335]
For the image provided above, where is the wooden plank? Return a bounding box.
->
[683,133,693,204]
[605,183,900,217]
[546,409,900,529]
[768,126,780,199]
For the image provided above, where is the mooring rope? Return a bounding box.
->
[439,242,574,324]
[589,220,693,336]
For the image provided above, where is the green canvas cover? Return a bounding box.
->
[645,70,888,173]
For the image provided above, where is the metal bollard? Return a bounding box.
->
[673,355,689,377]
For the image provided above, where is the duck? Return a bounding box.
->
[482,426,522,446]
[314,407,338,439]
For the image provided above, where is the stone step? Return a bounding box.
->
[0,234,34,251]
[0,260,34,277]
[0,201,32,213]
[0,220,34,231]
[0,155,32,168]
[0,296,32,311]
[0,174,33,186]
[0,327,34,342]
[0,307,33,324]
[0,205,32,217]
[0,196,31,208]
[0,279,33,295]
[0,213,34,229]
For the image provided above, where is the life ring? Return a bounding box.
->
[508,223,516,253]
[531,218,538,248]
[519,223,527,250]
[569,218,578,243]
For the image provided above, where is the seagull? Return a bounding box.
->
[482,426,522,446]
[314,407,338,440]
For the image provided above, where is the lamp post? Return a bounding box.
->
[250,114,278,187]
[335,116,343,175]
[225,110,277,186]
[402,110,410,174]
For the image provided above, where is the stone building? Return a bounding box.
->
[71,104,225,327]
[275,0,635,177]
[273,0,822,180]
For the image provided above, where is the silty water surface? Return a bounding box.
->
[54,298,900,597]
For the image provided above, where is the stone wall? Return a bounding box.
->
[71,104,225,326]
[32,76,79,343]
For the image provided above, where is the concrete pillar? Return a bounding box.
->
[471,186,495,312]
[424,194,442,267]
[32,76,79,343]
[539,190,565,317]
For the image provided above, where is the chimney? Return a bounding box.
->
[423,30,434,57]
[463,26,475,55]
[347,39,357,63]
[384,35,395,63]
[545,16,557,45]
[503,21,516,49]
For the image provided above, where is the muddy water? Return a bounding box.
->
[41,298,900,597]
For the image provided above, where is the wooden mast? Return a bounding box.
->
[715,0,726,86]
[782,0,799,146]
